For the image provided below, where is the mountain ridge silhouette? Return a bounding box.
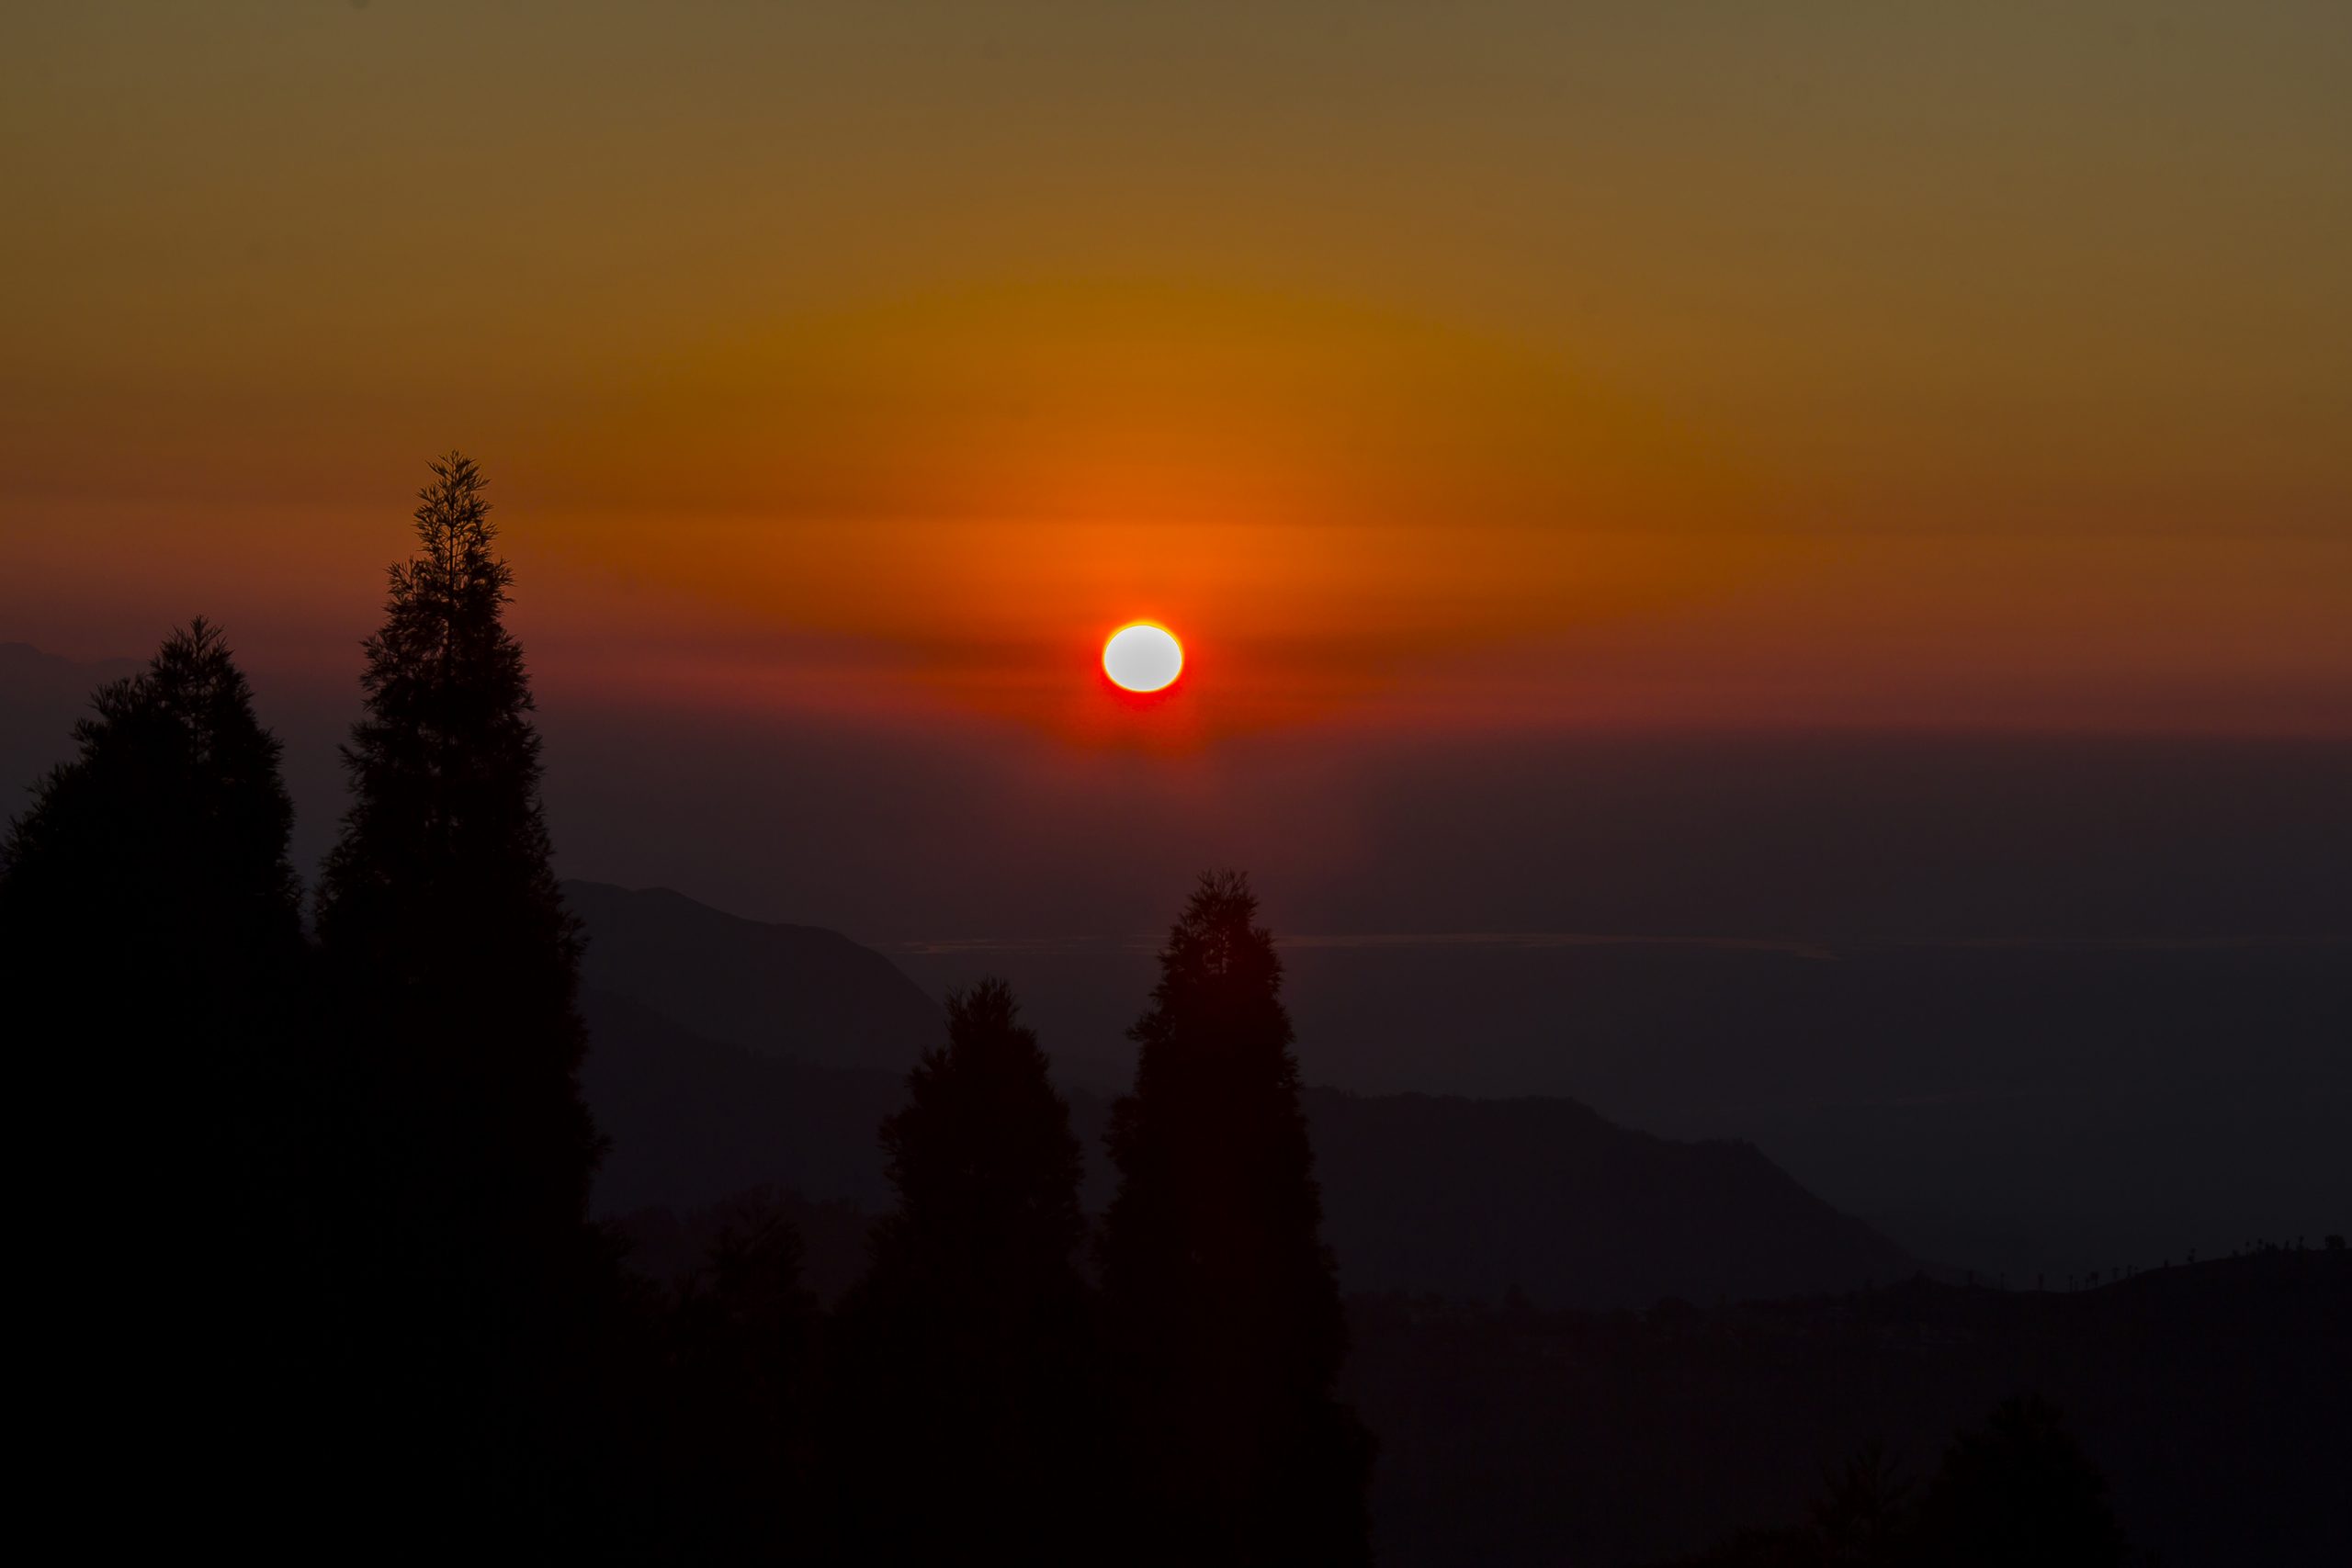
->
[564,878,941,1067]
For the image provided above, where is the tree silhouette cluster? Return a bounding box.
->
[1670,1396,2135,1567]
[2,454,1371,1561]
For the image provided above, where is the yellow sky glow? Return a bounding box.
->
[4,3,2347,739]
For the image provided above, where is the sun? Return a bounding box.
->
[1103,622,1183,693]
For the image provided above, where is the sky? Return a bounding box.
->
[6,1,2348,751]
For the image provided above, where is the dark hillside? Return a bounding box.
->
[1347,1247,2352,1565]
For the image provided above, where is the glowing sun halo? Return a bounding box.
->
[1103,622,1183,693]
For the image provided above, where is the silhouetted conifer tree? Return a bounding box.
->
[1098,873,1373,1565]
[313,453,616,1540]
[828,978,1097,1562]
[3,618,300,983]
[1,619,311,1531]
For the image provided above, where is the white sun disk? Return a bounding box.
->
[1104,623,1183,693]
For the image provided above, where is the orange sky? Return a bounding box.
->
[4,3,2347,741]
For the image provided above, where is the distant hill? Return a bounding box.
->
[578,982,1920,1310]
[563,880,939,1069]
[0,641,142,692]
[1306,1089,1917,1308]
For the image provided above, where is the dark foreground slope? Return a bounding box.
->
[581,987,1917,1309]
[1348,1247,2352,1567]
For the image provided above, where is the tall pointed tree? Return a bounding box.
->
[4,618,302,1031]
[1,618,310,1532]
[317,451,600,1246]
[1098,872,1373,1566]
[0,617,306,1219]
[313,453,611,1537]
[829,978,1097,1563]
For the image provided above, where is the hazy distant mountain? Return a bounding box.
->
[564,880,939,1069]
[578,981,1920,1310]
[1307,1089,1917,1308]
[582,987,909,1213]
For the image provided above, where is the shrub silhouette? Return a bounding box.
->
[1098,871,1374,1565]
[1668,1396,2131,1567]
[1811,1440,1917,1565]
